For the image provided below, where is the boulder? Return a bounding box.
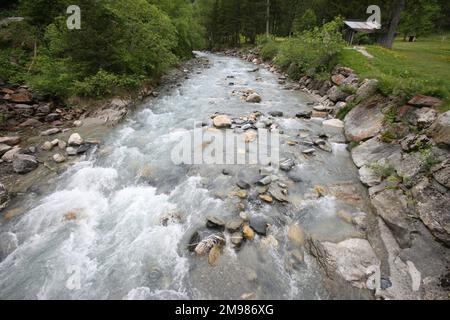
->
[327,86,350,102]
[213,115,232,128]
[321,238,380,289]
[246,93,262,103]
[415,107,437,129]
[427,111,450,147]
[331,74,345,86]
[400,134,430,152]
[249,216,269,235]
[206,215,226,229]
[344,100,384,142]
[0,183,9,210]
[41,128,61,136]
[355,79,378,101]
[53,153,66,163]
[45,113,61,122]
[0,143,12,156]
[433,161,450,189]
[351,137,402,168]
[412,178,450,245]
[68,133,83,146]
[0,136,20,146]
[408,95,442,108]
[371,189,412,248]
[1,147,23,162]
[12,154,38,174]
[19,118,42,128]
[280,158,295,171]
[359,165,382,187]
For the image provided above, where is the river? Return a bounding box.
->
[0,52,374,300]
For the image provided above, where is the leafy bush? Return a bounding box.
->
[261,17,345,79]
[260,40,279,61]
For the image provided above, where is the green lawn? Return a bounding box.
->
[338,33,450,112]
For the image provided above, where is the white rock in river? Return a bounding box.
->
[68,133,83,146]
[213,115,232,128]
[41,141,54,151]
[246,93,262,103]
[53,153,66,163]
[322,119,344,129]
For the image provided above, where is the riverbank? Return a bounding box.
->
[221,47,450,299]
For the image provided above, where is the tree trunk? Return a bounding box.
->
[266,0,270,37]
[379,0,405,49]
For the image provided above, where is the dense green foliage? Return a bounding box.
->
[0,0,204,99]
[260,18,346,79]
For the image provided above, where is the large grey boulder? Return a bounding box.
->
[412,178,450,245]
[427,111,450,147]
[327,86,350,102]
[355,79,378,101]
[371,189,412,248]
[321,238,380,289]
[12,154,38,174]
[351,136,402,168]
[344,100,384,142]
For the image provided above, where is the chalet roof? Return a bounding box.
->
[344,20,381,33]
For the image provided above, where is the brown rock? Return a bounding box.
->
[331,74,345,86]
[0,136,20,146]
[408,95,442,108]
[243,224,255,240]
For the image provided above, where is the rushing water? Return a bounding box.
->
[0,52,373,300]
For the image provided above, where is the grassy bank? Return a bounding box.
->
[260,33,450,112]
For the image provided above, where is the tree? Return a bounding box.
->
[379,0,405,49]
[291,8,317,34]
[398,0,440,40]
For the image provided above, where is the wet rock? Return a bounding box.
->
[412,178,450,245]
[45,113,60,122]
[351,137,402,168]
[337,210,354,225]
[355,79,378,101]
[76,143,92,154]
[311,111,328,118]
[239,211,250,221]
[1,147,23,162]
[0,183,9,210]
[288,224,305,247]
[371,189,412,248]
[268,184,288,202]
[246,93,262,103]
[52,153,66,163]
[66,147,77,156]
[208,245,221,266]
[18,118,42,128]
[230,232,244,246]
[0,144,12,156]
[302,148,315,155]
[213,114,232,128]
[68,133,83,146]
[323,119,344,129]
[321,238,380,289]
[257,176,272,186]
[222,168,231,175]
[269,111,283,117]
[249,216,268,236]
[0,232,18,260]
[12,154,38,174]
[226,218,244,233]
[0,136,20,146]
[327,86,350,102]
[41,141,54,151]
[206,215,226,230]
[58,140,67,150]
[237,179,251,190]
[41,128,61,136]
[296,111,312,119]
[408,95,442,108]
[243,224,255,240]
[259,194,273,203]
[280,158,295,171]
[189,230,225,254]
[344,98,384,142]
[427,110,450,147]
[314,139,332,153]
[261,235,279,248]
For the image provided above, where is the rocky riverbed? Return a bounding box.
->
[0,51,448,300]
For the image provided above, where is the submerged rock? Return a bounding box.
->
[226,218,244,233]
[288,224,305,247]
[246,93,262,103]
[249,216,268,236]
[206,215,226,229]
[12,154,38,174]
[243,224,255,240]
